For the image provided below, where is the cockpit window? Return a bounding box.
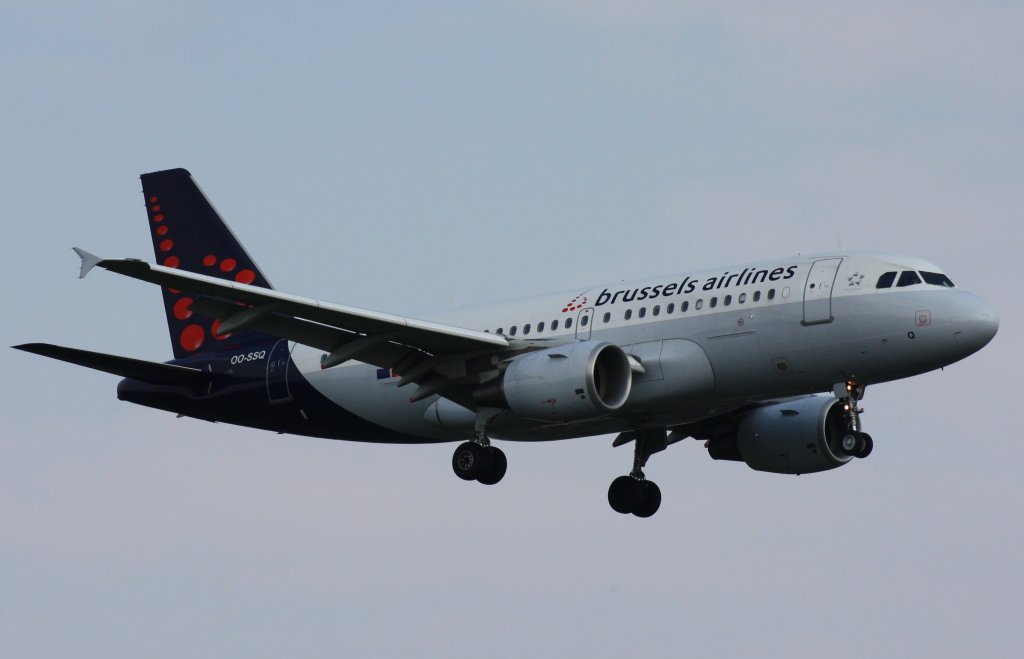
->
[896,270,922,287]
[876,271,897,288]
[920,271,955,287]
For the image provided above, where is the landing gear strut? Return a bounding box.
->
[608,429,666,518]
[451,407,507,485]
[835,381,873,459]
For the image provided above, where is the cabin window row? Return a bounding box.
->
[488,286,786,336]
[612,287,783,322]
[493,316,574,337]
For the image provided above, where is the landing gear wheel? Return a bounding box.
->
[632,480,662,518]
[854,432,873,459]
[608,476,639,514]
[840,432,859,455]
[477,446,507,485]
[452,442,487,481]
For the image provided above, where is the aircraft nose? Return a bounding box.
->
[952,292,999,355]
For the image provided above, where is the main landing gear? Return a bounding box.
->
[451,407,507,485]
[835,381,873,459]
[452,441,507,484]
[608,428,667,518]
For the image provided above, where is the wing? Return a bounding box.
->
[75,249,527,405]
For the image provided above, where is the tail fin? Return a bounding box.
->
[141,168,276,359]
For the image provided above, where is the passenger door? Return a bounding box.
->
[575,308,594,340]
[802,258,842,325]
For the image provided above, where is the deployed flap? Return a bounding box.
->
[79,253,510,357]
[13,343,209,386]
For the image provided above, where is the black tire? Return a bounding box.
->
[452,442,487,481]
[477,446,507,485]
[608,475,639,514]
[855,432,874,459]
[633,480,662,518]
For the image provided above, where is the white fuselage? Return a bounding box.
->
[292,251,997,442]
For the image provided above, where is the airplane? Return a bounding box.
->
[14,168,999,517]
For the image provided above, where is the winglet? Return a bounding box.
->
[73,247,102,279]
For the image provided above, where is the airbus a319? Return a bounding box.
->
[16,169,999,517]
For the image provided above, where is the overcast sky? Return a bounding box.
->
[2,2,1022,657]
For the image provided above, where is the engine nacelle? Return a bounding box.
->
[475,341,632,421]
[706,396,852,474]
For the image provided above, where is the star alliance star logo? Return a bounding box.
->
[847,272,864,287]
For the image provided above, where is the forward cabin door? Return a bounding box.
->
[802,258,842,325]
[576,308,594,340]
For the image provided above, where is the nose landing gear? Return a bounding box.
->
[835,381,873,459]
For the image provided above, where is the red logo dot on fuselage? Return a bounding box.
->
[153,214,164,222]
[156,225,168,236]
[159,239,173,252]
[149,196,158,203]
[163,256,180,268]
[220,258,237,272]
[203,254,217,267]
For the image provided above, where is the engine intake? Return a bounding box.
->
[475,341,632,421]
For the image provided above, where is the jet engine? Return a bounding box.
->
[704,395,852,474]
[474,341,632,421]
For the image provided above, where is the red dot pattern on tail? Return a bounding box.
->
[149,195,266,354]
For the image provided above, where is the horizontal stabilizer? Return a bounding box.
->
[13,343,209,386]
[73,247,102,278]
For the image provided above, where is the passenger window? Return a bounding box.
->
[496,327,503,335]
[624,309,632,320]
[782,286,790,299]
[710,297,718,308]
[696,299,704,310]
[920,271,954,287]
[537,321,545,332]
[767,289,775,300]
[581,315,589,327]
[682,301,689,312]
[876,271,897,288]
[565,318,572,329]
[724,295,732,306]
[510,326,517,336]
[653,305,660,316]
[552,319,559,331]
[739,292,746,304]
[603,312,611,323]
[639,307,647,318]
[667,303,675,314]
[897,271,922,287]
[523,323,531,335]
[753,291,761,302]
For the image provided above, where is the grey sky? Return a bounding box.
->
[2,2,1021,657]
